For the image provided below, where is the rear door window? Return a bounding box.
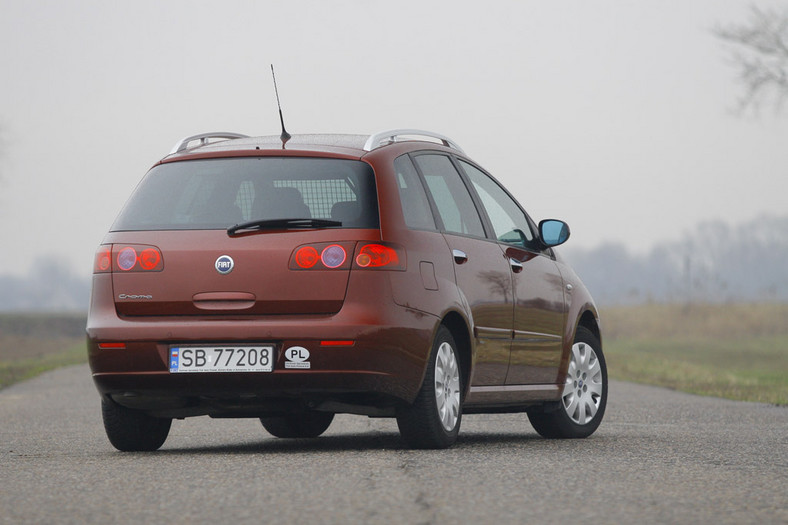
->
[112,158,379,231]
[412,154,485,238]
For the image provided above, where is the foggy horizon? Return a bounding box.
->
[2,1,787,278]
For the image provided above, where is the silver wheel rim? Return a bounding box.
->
[434,341,461,432]
[562,341,603,425]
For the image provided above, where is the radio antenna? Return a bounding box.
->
[270,64,291,149]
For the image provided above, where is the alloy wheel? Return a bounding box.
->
[434,341,461,431]
[561,341,604,425]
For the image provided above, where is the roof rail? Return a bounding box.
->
[363,129,464,153]
[169,132,250,154]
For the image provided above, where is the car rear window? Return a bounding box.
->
[112,157,379,231]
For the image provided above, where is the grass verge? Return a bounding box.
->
[0,342,87,390]
[0,313,87,390]
[602,303,788,405]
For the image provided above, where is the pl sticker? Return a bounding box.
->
[284,346,311,369]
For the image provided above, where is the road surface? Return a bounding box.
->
[1,364,786,524]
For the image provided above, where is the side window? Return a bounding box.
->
[394,155,436,230]
[460,160,535,247]
[413,155,485,237]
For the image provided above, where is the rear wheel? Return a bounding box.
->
[528,326,607,438]
[260,411,334,438]
[396,325,462,449]
[101,398,172,452]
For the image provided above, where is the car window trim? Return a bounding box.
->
[408,151,491,241]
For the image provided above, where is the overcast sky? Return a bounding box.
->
[1,0,786,278]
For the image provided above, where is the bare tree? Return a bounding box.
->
[714,5,788,114]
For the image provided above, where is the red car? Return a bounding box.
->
[87,130,606,450]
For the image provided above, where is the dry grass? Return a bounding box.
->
[601,303,788,405]
[0,313,86,389]
[602,303,788,340]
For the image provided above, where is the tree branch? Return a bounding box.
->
[714,4,788,115]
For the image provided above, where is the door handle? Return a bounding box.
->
[509,258,524,273]
[452,249,468,265]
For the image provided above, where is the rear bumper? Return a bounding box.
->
[87,276,438,417]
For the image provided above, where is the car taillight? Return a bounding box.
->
[94,245,112,273]
[321,245,347,268]
[353,242,405,270]
[93,244,164,273]
[289,242,355,270]
[115,245,164,272]
[289,242,405,271]
[294,246,320,269]
[139,248,161,270]
[355,243,400,268]
[117,247,137,271]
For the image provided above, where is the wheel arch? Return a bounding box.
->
[556,305,602,386]
[577,309,602,349]
[440,310,473,400]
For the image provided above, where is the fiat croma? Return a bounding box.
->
[87,129,606,450]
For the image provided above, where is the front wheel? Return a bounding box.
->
[396,325,463,449]
[260,411,334,438]
[528,326,607,439]
[101,398,172,452]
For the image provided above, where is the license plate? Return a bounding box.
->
[169,346,274,373]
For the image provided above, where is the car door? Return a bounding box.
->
[459,160,567,385]
[411,153,514,386]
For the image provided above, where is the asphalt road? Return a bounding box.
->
[1,365,786,524]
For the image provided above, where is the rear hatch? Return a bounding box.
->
[106,156,379,317]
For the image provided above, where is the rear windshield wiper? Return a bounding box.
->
[227,218,342,236]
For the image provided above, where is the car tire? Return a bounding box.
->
[101,398,172,452]
[528,326,607,439]
[396,325,463,449]
[260,411,334,438]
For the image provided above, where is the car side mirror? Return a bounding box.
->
[539,219,570,247]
